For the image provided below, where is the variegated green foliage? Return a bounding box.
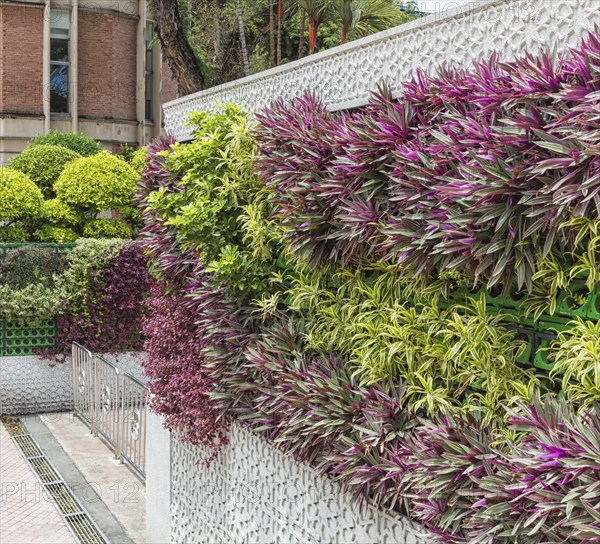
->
[549,318,600,409]
[285,266,539,425]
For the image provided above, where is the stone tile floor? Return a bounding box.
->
[0,421,76,544]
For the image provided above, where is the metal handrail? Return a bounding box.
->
[119,374,149,478]
[71,344,149,480]
[93,355,121,458]
[72,342,95,427]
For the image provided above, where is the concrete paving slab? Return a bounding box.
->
[26,413,146,544]
[0,422,76,544]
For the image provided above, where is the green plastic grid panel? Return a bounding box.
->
[1,319,57,356]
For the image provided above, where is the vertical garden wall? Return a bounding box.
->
[145,1,600,543]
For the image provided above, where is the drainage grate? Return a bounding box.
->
[47,482,82,515]
[28,456,62,484]
[65,513,107,544]
[13,434,44,458]
[11,430,108,544]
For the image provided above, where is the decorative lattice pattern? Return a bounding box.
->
[164,0,600,141]
[0,352,145,416]
[170,423,429,543]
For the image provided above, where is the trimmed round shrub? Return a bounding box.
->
[55,153,138,212]
[0,245,68,288]
[34,225,79,243]
[0,168,44,222]
[9,145,81,197]
[130,147,148,175]
[42,199,84,227]
[0,224,29,242]
[30,130,102,157]
[83,218,132,239]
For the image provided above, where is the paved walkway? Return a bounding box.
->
[0,422,76,544]
[40,413,146,543]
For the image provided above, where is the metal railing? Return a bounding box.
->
[71,343,148,480]
[120,374,148,479]
[73,343,95,426]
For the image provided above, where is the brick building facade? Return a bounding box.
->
[0,0,180,163]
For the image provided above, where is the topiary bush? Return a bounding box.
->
[41,199,84,227]
[83,218,132,239]
[54,153,138,213]
[0,224,29,242]
[0,168,44,223]
[30,130,102,157]
[130,147,148,174]
[8,145,81,198]
[33,225,78,243]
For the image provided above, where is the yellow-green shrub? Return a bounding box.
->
[130,146,148,174]
[42,199,84,227]
[54,153,138,212]
[83,218,132,239]
[9,144,80,197]
[0,168,44,222]
[34,225,78,243]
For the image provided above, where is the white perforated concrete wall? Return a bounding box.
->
[0,353,145,415]
[164,0,600,140]
[146,420,430,544]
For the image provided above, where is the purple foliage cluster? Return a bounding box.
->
[55,243,152,356]
[256,32,600,289]
[141,284,230,459]
[204,319,600,543]
[136,137,250,450]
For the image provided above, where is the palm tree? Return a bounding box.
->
[294,0,332,54]
[336,0,404,44]
[236,0,251,76]
[269,0,276,66]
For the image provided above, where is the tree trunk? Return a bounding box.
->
[308,15,317,54]
[341,24,349,44]
[276,0,283,65]
[269,0,275,67]
[152,0,205,95]
[237,0,251,77]
[298,8,306,58]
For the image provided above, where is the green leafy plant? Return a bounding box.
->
[8,145,81,198]
[130,147,148,174]
[30,130,102,157]
[144,105,279,302]
[54,238,129,310]
[0,283,63,320]
[41,199,84,228]
[83,218,132,239]
[33,225,79,243]
[0,224,29,243]
[55,153,138,214]
[0,245,67,289]
[0,168,44,224]
[549,318,600,408]
[287,267,538,425]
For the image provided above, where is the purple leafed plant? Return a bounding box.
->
[55,243,152,356]
[255,31,600,291]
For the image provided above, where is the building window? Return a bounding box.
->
[145,23,154,121]
[50,10,70,114]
